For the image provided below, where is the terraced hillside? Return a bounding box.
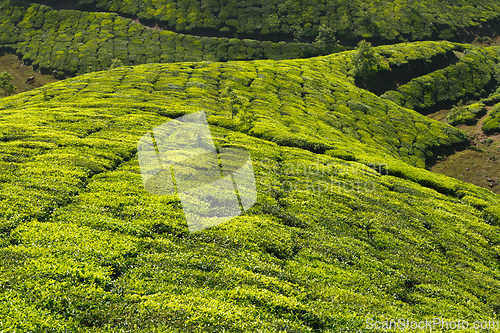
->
[0,0,323,76]
[28,0,500,43]
[4,0,500,77]
[1,41,500,332]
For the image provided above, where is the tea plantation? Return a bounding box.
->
[24,0,500,43]
[0,0,322,76]
[4,0,500,78]
[1,39,500,332]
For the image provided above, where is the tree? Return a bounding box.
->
[291,24,304,42]
[0,72,16,96]
[350,40,379,79]
[110,58,123,69]
[313,24,339,54]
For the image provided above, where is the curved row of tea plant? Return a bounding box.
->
[32,0,500,43]
[347,41,459,95]
[0,1,321,75]
[482,102,500,133]
[376,41,457,67]
[381,46,500,113]
[1,50,500,331]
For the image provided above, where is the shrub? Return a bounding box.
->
[482,102,500,133]
[110,58,123,69]
[0,72,16,96]
[263,41,282,60]
[228,38,246,61]
[313,24,339,55]
[482,118,500,134]
[350,40,387,79]
[483,206,500,226]
[447,102,486,126]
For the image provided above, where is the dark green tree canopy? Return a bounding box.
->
[351,40,382,79]
[0,72,16,96]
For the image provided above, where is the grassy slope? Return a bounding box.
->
[0,52,59,96]
[1,43,500,332]
[432,139,500,194]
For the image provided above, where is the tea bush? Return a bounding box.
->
[381,46,499,112]
[482,102,500,134]
[378,41,456,66]
[447,102,487,126]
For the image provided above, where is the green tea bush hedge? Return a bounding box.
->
[26,0,500,44]
[381,46,499,112]
[447,102,487,126]
[0,1,324,75]
[378,41,456,66]
[482,102,500,134]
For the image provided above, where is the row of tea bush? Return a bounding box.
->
[33,0,500,42]
[381,46,500,112]
[0,1,322,75]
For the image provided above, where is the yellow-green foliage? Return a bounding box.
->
[0,47,500,332]
[377,41,456,66]
[350,40,388,78]
[447,102,486,126]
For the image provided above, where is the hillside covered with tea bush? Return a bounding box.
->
[2,0,500,331]
[4,0,500,77]
[26,0,500,43]
[1,40,500,332]
[0,0,323,76]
